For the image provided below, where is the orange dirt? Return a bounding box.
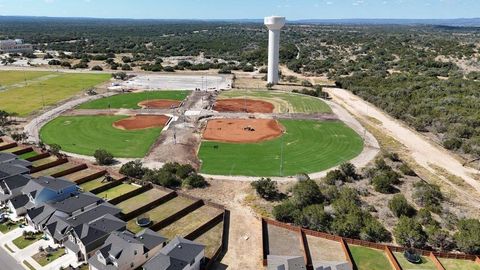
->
[113,115,170,130]
[138,99,182,109]
[214,99,274,113]
[203,119,284,143]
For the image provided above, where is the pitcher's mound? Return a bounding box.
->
[214,99,274,113]
[113,115,170,130]
[138,99,182,109]
[203,119,283,143]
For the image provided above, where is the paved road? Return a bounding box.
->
[0,249,24,270]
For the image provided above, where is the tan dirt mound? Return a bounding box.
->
[203,119,284,143]
[113,115,170,130]
[138,99,182,109]
[214,98,274,113]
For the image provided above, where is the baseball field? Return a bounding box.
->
[40,115,164,157]
[218,90,332,113]
[77,90,191,109]
[198,119,364,176]
[0,71,110,116]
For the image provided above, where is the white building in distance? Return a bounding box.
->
[264,16,286,85]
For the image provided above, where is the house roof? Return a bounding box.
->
[0,153,17,163]
[267,255,307,270]
[26,204,56,226]
[47,192,103,214]
[2,174,31,191]
[313,261,351,270]
[9,194,31,209]
[143,253,187,270]
[21,177,77,200]
[0,163,30,179]
[144,236,205,270]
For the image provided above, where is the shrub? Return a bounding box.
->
[93,149,114,165]
[143,170,180,188]
[324,169,345,185]
[175,164,195,179]
[371,171,399,194]
[360,217,392,243]
[454,219,480,254]
[388,194,416,218]
[251,178,279,200]
[416,209,437,226]
[273,200,299,223]
[413,181,443,213]
[291,179,324,207]
[394,216,427,248]
[339,162,359,181]
[399,163,416,176]
[183,174,207,189]
[119,160,146,179]
[91,65,103,71]
[294,204,331,232]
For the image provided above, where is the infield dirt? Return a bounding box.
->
[202,119,284,143]
[138,99,182,109]
[113,115,170,130]
[214,98,274,113]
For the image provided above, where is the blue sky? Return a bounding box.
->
[0,0,478,20]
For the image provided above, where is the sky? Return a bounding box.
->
[0,0,479,20]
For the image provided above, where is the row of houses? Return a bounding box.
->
[0,39,33,54]
[0,152,205,270]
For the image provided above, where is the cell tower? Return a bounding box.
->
[264,16,286,85]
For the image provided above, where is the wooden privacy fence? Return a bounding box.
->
[30,158,68,173]
[262,218,480,268]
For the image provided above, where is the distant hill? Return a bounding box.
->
[0,16,480,27]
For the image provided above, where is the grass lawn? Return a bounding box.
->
[12,233,43,249]
[40,115,163,158]
[0,220,20,234]
[80,177,111,192]
[31,156,58,167]
[30,162,79,178]
[0,146,25,153]
[219,90,332,113]
[0,70,52,86]
[63,168,102,182]
[17,151,40,160]
[96,183,140,201]
[116,189,168,214]
[32,247,65,266]
[194,222,224,258]
[349,245,392,270]
[393,252,436,270]
[0,72,110,116]
[127,196,195,233]
[439,258,480,270]
[159,206,222,239]
[199,120,364,176]
[78,90,191,109]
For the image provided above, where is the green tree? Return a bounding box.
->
[295,204,331,232]
[119,160,146,179]
[251,178,279,200]
[361,217,392,243]
[454,219,480,254]
[93,149,114,165]
[273,200,300,223]
[393,216,427,248]
[291,179,324,208]
[183,174,208,189]
[388,194,416,218]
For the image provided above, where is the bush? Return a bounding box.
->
[251,178,279,200]
[48,59,61,65]
[399,163,416,176]
[388,194,416,218]
[175,164,195,179]
[371,171,400,194]
[143,170,180,188]
[413,181,443,213]
[91,65,103,71]
[291,179,324,207]
[394,216,427,248]
[93,149,114,165]
[183,174,207,189]
[294,204,331,232]
[416,209,437,226]
[454,219,480,254]
[324,169,345,185]
[339,162,359,181]
[272,200,299,223]
[361,217,392,242]
[119,160,146,179]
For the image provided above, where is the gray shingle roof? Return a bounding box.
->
[0,153,17,163]
[47,192,103,214]
[9,194,30,209]
[2,174,31,191]
[21,177,77,200]
[0,163,30,179]
[143,237,205,270]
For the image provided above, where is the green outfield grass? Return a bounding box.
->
[0,70,52,86]
[198,120,363,176]
[350,245,392,270]
[77,90,191,109]
[219,90,332,113]
[0,72,110,116]
[40,115,162,158]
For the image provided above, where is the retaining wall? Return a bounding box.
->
[150,200,204,231]
[0,142,17,151]
[74,170,107,185]
[30,158,68,173]
[12,147,33,155]
[51,164,88,178]
[26,153,50,162]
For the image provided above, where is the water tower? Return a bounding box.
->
[264,16,286,85]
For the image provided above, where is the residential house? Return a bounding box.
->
[313,261,352,270]
[88,229,167,270]
[64,213,126,262]
[142,237,205,270]
[267,255,307,270]
[0,174,31,203]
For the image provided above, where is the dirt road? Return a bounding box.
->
[325,87,480,193]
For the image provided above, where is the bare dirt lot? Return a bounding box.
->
[138,99,182,109]
[214,98,274,113]
[113,115,170,130]
[202,119,284,143]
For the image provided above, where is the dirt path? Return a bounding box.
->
[325,87,480,193]
[182,180,263,270]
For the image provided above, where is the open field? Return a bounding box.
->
[439,258,480,270]
[219,90,332,113]
[158,205,222,239]
[199,120,363,176]
[116,189,168,214]
[126,196,195,233]
[393,252,436,270]
[96,183,140,200]
[0,71,110,116]
[77,90,190,109]
[349,245,392,270]
[40,115,162,158]
[0,70,52,86]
